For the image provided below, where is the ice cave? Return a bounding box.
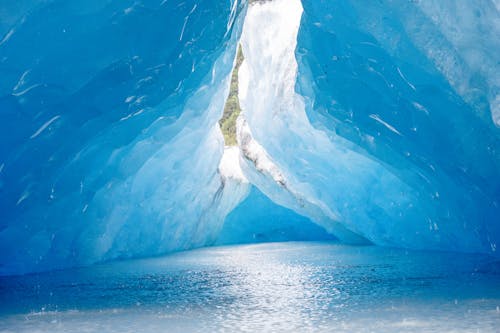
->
[0,0,499,332]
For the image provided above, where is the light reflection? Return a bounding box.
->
[0,242,499,333]
[215,244,332,331]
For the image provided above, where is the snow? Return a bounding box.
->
[218,146,248,183]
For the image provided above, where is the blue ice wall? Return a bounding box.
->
[0,0,246,275]
[1,0,499,276]
[296,0,500,253]
[215,186,336,245]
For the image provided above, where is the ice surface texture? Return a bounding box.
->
[1,0,499,275]
[238,0,500,254]
[0,0,246,275]
[294,0,500,253]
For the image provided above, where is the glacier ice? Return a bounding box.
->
[0,0,247,275]
[236,0,499,253]
[215,186,335,245]
[0,0,499,275]
[237,0,499,254]
[294,0,500,253]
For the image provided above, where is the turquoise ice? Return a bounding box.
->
[0,0,499,277]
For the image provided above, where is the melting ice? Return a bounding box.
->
[0,0,499,331]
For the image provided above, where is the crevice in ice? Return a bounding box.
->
[219,45,244,147]
[215,0,369,245]
[214,0,360,245]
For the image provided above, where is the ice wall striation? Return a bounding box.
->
[0,0,246,275]
[1,0,499,275]
[294,0,500,253]
[240,0,499,254]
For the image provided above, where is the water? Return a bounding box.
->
[1,242,499,332]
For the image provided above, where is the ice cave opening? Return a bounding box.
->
[0,0,499,331]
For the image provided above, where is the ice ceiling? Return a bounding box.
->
[0,0,499,275]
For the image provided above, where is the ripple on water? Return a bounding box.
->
[0,242,499,332]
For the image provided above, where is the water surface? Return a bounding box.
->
[1,242,499,332]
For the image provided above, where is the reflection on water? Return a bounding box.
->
[1,242,499,332]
